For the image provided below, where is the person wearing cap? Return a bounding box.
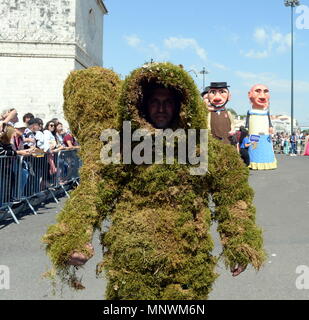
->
[23,118,40,149]
[13,121,27,151]
[204,82,235,145]
[32,118,45,150]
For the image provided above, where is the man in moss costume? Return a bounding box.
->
[43,63,266,300]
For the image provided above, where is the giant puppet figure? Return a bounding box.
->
[43,63,265,300]
[246,84,277,170]
[202,82,235,145]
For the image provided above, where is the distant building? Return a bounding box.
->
[0,0,107,124]
[232,114,300,134]
[270,115,299,134]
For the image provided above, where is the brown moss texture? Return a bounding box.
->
[42,67,124,276]
[43,63,266,300]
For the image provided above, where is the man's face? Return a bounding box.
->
[207,88,230,108]
[249,84,270,110]
[30,123,40,132]
[147,88,177,129]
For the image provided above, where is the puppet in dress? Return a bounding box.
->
[245,84,277,170]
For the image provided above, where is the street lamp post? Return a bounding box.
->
[284,0,300,134]
[199,67,209,90]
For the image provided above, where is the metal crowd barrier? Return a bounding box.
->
[0,149,81,224]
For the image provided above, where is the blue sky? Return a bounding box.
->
[103,0,309,126]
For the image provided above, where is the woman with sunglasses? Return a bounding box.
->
[43,120,63,153]
[43,120,65,179]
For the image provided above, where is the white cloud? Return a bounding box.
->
[242,27,292,59]
[244,49,269,59]
[164,37,207,61]
[148,44,169,61]
[212,62,229,71]
[235,70,309,93]
[124,34,141,47]
[254,28,268,44]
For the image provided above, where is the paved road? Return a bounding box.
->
[0,155,308,300]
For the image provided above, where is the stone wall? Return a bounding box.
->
[0,0,106,126]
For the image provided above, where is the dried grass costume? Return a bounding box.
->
[43,63,266,300]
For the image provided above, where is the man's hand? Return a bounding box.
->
[67,243,94,266]
[231,264,247,277]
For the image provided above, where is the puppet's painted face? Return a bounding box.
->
[207,88,230,108]
[147,88,177,129]
[249,84,270,110]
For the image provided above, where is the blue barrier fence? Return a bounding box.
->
[0,149,81,224]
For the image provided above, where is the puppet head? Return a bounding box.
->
[248,84,270,110]
[207,82,231,110]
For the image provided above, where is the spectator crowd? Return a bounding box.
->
[272,132,309,156]
[0,108,79,158]
[233,127,309,167]
[0,108,80,208]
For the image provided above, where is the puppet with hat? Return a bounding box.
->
[245,84,277,170]
[201,82,235,145]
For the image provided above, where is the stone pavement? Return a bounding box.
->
[0,155,308,300]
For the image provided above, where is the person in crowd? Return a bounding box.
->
[55,122,66,147]
[12,121,26,151]
[22,113,34,126]
[63,130,79,149]
[283,134,290,155]
[50,118,60,127]
[290,133,297,156]
[0,108,19,129]
[43,120,63,153]
[0,125,34,157]
[32,118,45,151]
[0,125,34,206]
[303,133,309,156]
[43,120,64,181]
[238,126,252,166]
[296,132,302,155]
[12,122,36,198]
[23,118,40,149]
[280,133,285,154]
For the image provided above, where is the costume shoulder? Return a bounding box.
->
[43,67,123,274]
[63,66,122,143]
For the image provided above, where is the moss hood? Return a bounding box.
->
[118,62,208,132]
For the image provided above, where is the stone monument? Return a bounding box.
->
[0,0,107,124]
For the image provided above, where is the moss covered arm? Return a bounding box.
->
[208,138,267,271]
[42,67,122,272]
